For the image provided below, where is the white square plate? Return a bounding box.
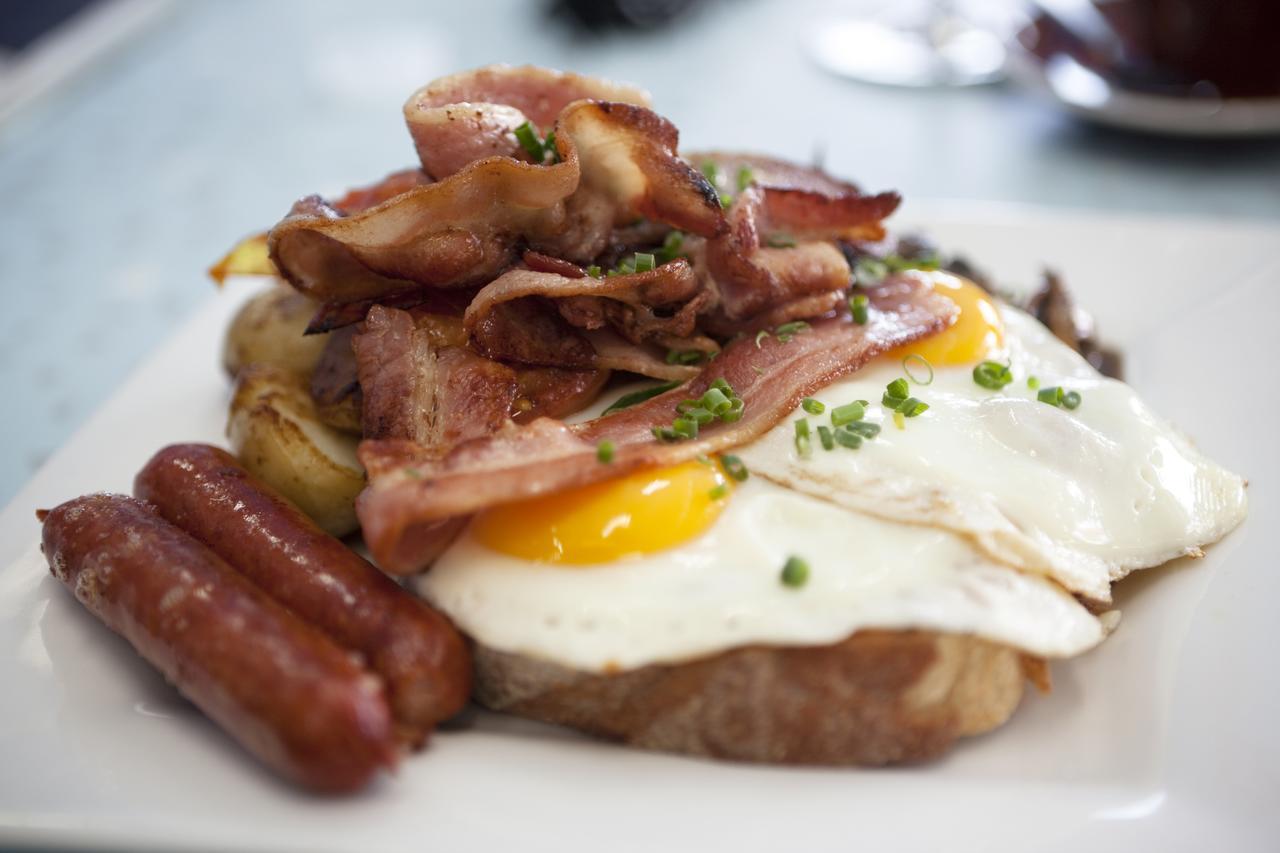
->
[2,204,1276,852]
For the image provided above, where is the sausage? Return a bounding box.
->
[134,444,471,744]
[41,494,398,793]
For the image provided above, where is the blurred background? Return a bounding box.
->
[1,0,1278,507]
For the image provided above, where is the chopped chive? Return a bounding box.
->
[902,354,934,386]
[736,165,754,192]
[719,193,733,209]
[893,410,906,430]
[831,401,867,427]
[854,257,889,286]
[885,377,910,399]
[755,329,770,348]
[720,454,749,481]
[833,427,863,449]
[514,121,545,160]
[596,440,615,463]
[696,453,713,466]
[884,251,941,273]
[1063,390,1082,410]
[656,231,685,263]
[542,130,558,162]
[774,320,809,342]
[847,421,881,439]
[652,426,677,441]
[973,360,1013,390]
[897,397,929,417]
[780,556,810,588]
[1027,376,1040,390]
[794,418,812,458]
[802,397,825,415]
[700,161,720,186]
[708,482,729,500]
[817,425,835,450]
[586,264,602,278]
[672,417,699,439]
[722,397,745,422]
[766,234,797,249]
[686,407,715,425]
[603,380,682,415]
[850,293,870,324]
[633,252,656,273]
[1037,386,1064,406]
[710,377,734,395]
[700,387,732,415]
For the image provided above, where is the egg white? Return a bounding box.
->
[737,306,1248,603]
[420,475,1102,673]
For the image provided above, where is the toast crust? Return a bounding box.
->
[473,630,1039,765]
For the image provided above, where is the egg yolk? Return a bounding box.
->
[886,271,1004,366]
[471,459,731,564]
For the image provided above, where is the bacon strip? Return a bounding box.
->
[404,65,651,179]
[356,276,956,572]
[707,184,899,322]
[466,262,705,347]
[269,100,724,306]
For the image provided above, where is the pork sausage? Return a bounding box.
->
[41,494,397,793]
[134,443,471,744]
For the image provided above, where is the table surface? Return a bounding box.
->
[2,0,1278,508]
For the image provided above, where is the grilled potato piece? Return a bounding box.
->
[227,364,364,536]
[222,283,327,380]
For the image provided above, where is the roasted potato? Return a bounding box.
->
[227,364,364,536]
[222,283,328,380]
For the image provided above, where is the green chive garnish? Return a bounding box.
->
[898,397,929,417]
[902,354,934,386]
[755,330,770,348]
[817,425,835,450]
[854,257,889,286]
[720,454,749,481]
[1063,390,1082,410]
[586,264,602,278]
[736,165,754,192]
[1027,376,1040,390]
[1037,386,1064,406]
[700,161,720,186]
[672,417,699,439]
[656,231,685,263]
[780,556,810,588]
[708,483,728,500]
[833,428,863,449]
[596,440,615,463]
[831,401,867,427]
[603,380,681,415]
[794,418,812,458]
[850,293,869,324]
[847,421,881,439]
[634,252,656,273]
[774,320,809,343]
[885,378,909,399]
[514,121,545,160]
[766,234,796,249]
[973,360,1013,390]
[802,397,825,415]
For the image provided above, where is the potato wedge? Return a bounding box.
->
[222,283,328,380]
[227,364,364,536]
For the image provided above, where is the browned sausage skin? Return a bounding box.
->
[41,494,397,793]
[135,443,471,745]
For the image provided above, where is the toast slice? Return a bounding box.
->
[473,630,1047,764]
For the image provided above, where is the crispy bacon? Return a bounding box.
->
[466,262,704,347]
[404,65,651,179]
[706,184,900,322]
[269,100,725,306]
[356,276,957,572]
[353,306,517,446]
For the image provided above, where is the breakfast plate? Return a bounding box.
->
[1,203,1276,852]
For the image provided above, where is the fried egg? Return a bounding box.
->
[738,271,1248,602]
[416,270,1244,672]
